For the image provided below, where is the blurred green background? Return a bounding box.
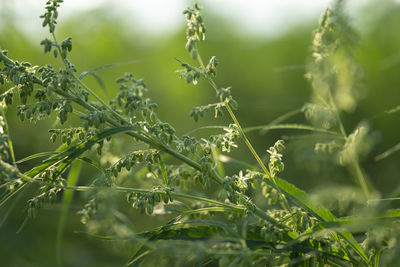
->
[1,0,399,266]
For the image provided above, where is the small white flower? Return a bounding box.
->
[267,148,282,160]
[237,171,250,189]
[223,127,233,134]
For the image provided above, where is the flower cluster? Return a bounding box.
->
[49,127,97,145]
[110,73,158,121]
[108,149,161,178]
[189,102,225,121]
[183,4,206,59]
[176,61,201,85]
[126,187,174,215]
[267,140,285,177]
[40,0,63,33]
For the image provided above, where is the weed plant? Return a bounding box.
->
[0,1,399,266]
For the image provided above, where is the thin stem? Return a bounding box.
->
[224,102,271,177]
[1,47,284,229]
[327,90,371,199]
[47,38,225,185]
[327,91,347,138]
[18,171,243,212]
[197,65,270,176]
[150,170,165,187]
[1,48,210,183]
[51,33,128,125]
[0,105,16,165]
[352,161,370,199]
[159,159,169,186]
[195,53,290,211]
[0,49,14,65]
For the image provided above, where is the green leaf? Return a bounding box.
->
[0,182,27,207]
[77,156,106,173]
[45,126,141,176]
[137,225,228,241]
[6,126,141,207]
[129,220,353,265]
[300,208,400,238]
[244,123,340,136]
[15,151,58,164]
[265,176,370,264]
[380,208,400,218]
[126,217,182,266]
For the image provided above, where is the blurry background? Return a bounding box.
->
[1,0,399,266]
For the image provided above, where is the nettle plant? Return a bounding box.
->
[0,1,399,266]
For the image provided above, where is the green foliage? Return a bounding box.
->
[0,1,399,266]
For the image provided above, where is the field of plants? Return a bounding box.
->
[1,0,400,266]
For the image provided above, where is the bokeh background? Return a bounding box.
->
[1,0,399,266]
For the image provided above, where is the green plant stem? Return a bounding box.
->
[197,62,271,177]
[17,169,289,228]
[212,147,225,177]
[182,206,226,214]
[19,173,239,211]
[0,51,16,167]
[195,53,291,211]
[245,124,342,136]
[56,83,211,182]
[1,48,287,230]
[0,105,16,165]
[327,90,371,199]
[51,33,128,124]
[327,92,347,138]
[0,49,14,65]
[224,102,271,177]
[46,39,223,184]
[1,50,204,183]
[352,161,370,200]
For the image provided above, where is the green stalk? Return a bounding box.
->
[212,147,225,177]
[224,102,271,177]
[0,105,16,165]
[328,90,371,199]
[352,161,370,200]
[196,52,290,211]
[51,33,128,124]
[159,159,169,186]
[196,54,272,177]
[17,170,289,229]
[18,172,242,212]
[2,47,285,230]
